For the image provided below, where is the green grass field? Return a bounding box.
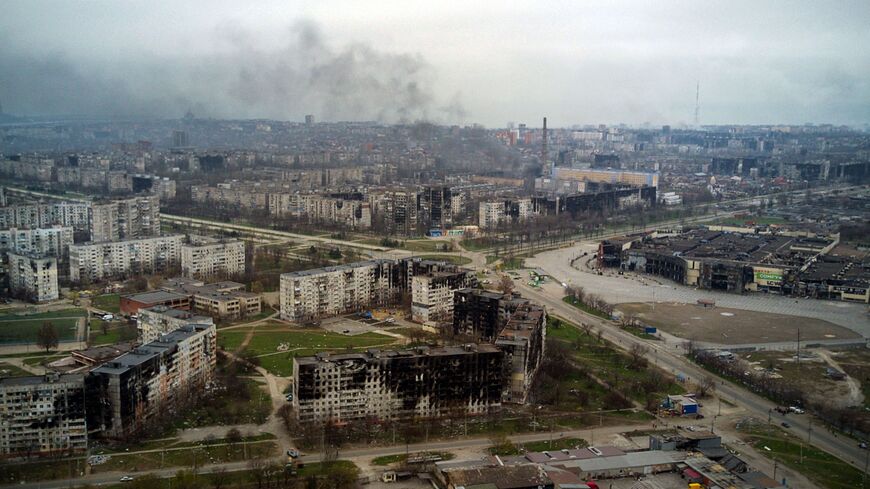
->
[547,317,684,405]
[91,294,121,313]
[0,309,84,344]
[89,321,137,346]
[219,328,397,377]
[501,256,525,270]
[739,423,865,489]
[0,362,33,377]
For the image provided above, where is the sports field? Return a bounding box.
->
[0,309,85,344]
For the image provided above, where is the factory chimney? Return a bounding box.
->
[542,117,548,176]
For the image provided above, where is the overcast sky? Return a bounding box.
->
[1,1,868,127]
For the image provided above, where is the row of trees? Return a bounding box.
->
[690,347,869,438]
[564,285,616,317]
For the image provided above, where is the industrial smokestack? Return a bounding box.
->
[542,117,548,176]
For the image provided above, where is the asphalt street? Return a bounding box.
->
[513,279,869,472]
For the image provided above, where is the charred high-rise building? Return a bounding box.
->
[0,374,87,457]
[86,323,216,439]
[293,289,547,422]
[292,344,505,423]
[452,289,511,341]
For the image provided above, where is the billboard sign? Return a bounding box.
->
[754,267,783,286]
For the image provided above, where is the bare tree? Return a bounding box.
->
[697,375,717,398]
[629,343,649,370]
[498,274,514,295]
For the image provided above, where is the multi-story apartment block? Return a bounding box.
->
[494,302,547,404]
[452,289,513,341]
[90,195,161,242]
[89,202,119,243]
[0,226,74,259]
[303,195,372,229]
[411,268,474,323]
[69,235,183,283]
[479,201,506,229]
[478,199,533,229]
[7,252,59,302]
[292,344,505,422]
[369,190,419,236]
[86,323,216,439]
[191,184,268,210]
[0,373,87,457]
[0,202,90,233]
[181,238,245,279]
[136,306,214,344]
[280,260,404,321]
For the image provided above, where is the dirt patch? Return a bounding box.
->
[616,302,860,344]
[739,350,857,408]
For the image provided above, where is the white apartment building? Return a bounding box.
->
[0,374,88,457]
[479,201,506,229]
[0,202,90,232]
[411,270,473,323]
[0,226,74,258]
[90,195,161,242]
[280,260,402,321]
[7,252,59,302]
[69,235,183,282]
[181,238,245,279]
[478,199,533,229]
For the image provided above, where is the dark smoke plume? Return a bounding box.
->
[0,21,464,123]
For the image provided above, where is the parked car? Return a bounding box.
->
[120,476,134,482]
[781,422,791,428]
[859,442,868,450]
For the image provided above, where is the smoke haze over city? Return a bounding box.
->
[1,0,869,126]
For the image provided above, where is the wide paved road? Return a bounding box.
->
[513,279,869,472]
[17,422,652,488]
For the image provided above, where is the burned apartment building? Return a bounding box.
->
[85,323,216,439]
[495,302,547,404]
[292,290,547,422]
[0,373,87,458]
[292,344,505,423]
[452,289,512,341]
[280,258,472,323]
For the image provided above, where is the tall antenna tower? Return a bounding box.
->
[694,81,700,127]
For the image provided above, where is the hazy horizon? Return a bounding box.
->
[2,1,868,127]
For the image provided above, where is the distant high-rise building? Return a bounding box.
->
[305,114,315,125]
[171,130,189,148]
[7,252,59,302]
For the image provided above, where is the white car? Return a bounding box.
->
[120,476,134,482]
[384,318,395,323]
[101,314,114,321]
